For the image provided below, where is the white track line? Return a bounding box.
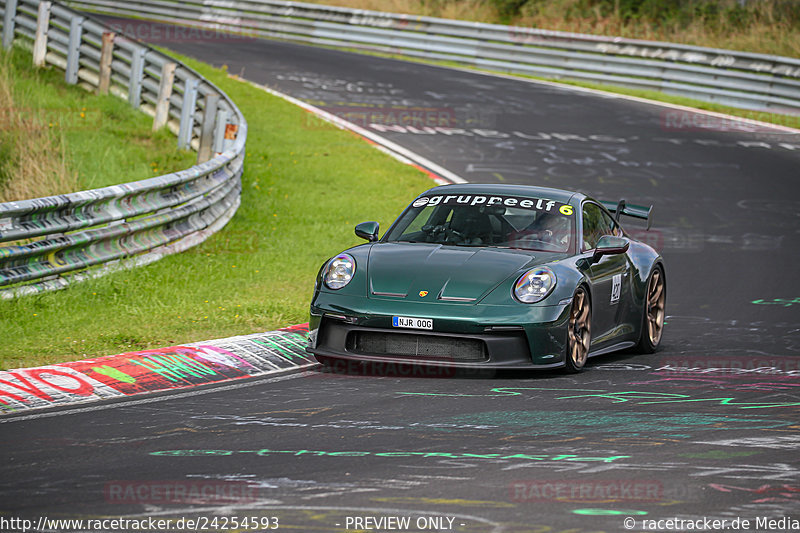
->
[244,79,468,184]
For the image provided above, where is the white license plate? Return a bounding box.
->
[392,316,433,330]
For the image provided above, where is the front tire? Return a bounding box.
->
[636,265,666,353]
[565,286,591,373]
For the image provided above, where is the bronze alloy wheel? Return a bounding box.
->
[566,287,591,372]
[646,268,666,346]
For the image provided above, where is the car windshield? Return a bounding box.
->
[384,195,575,253]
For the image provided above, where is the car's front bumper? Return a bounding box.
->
[307,292,571,369]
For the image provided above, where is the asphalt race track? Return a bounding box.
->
[2,17,800,533]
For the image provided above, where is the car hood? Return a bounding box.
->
[366,242,554,302]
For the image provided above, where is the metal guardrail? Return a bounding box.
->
[0,0,247,298]
[65,0,800,114]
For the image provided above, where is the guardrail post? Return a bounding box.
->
[2,0,18,50]
[153,62,176,131]
[128,47,146,107]
[213,108,229,155]
[65,16,85,85]
[178,78,200,149]
[197,93,220,163]
[33,2,51,67]
[97,31,115,94]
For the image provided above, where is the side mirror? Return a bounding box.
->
[592,235,629,262]
[355,221,380,242]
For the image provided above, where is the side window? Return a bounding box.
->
[582,203,603,250]
[582,203,617,250]
[600,210,621,237]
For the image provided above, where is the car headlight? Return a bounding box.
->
[323,254,355,290]
[514,266,556,303]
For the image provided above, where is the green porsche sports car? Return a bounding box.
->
[307,184,666,372]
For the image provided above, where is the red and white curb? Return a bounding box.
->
[0,324,316,416]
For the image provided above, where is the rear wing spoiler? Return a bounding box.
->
[600,199,653,230]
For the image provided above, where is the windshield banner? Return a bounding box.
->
[412,195,574,216]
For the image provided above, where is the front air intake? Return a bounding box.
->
[347,331,487,361]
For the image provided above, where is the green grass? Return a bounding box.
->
[0,46,195,200]
[0,50,432,369]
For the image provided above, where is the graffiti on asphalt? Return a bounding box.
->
[397,388,800,409]
[709,483,800,504]
[150,449,630,463]
[421,411,795,439]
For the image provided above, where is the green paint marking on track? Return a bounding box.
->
[752,297,800,307]
[572,509,648,516]
[91,365,136,384]
[254,338,299,360]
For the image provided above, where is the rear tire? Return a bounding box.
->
[636,265,666,354]
[564,286,591,373]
